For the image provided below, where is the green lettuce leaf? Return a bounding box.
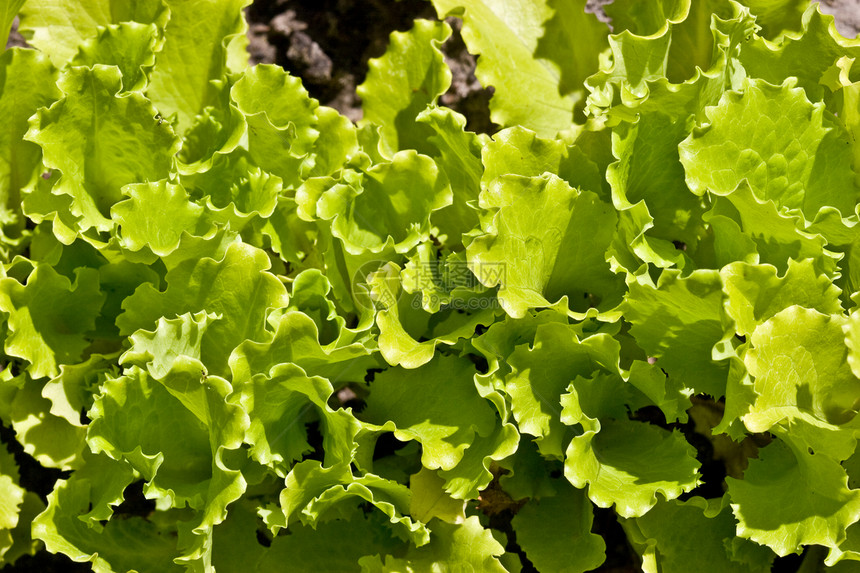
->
[626,359,692,424]
[470,309,568,382]
[18,0,168,67]
[357,19,451,158]
[603,0,689,35]
[743,306,860,436]
[588,0,756,120]
[279,460,429,546]
[254,513,403,573]
[87,364,246,507]
[821,55,860,188]
[0,264,104,380]
[0,444,27,564]
[87,363,247,565]
[119,310,215,379]
[370,258,498,369]
[360,354,497,471]
[604,0,729,86]
[313,151,452,255]
[504,323,621,459]
[511,482,606,573]
[287,269,346,346]
[111,180,212,258]
[481,126,606,198]
[738,0,808,39]
[498,439,560,502]
[228,309,377,385]
[429,0,589,136]
[535,0,610,120]
[622,496,775,573]
[94,259,160,339]
[417,106,485,248]
[738,6,860,104]
[0,0,25,52]
[584,20,674,113]
[845,309,860,380]
[680,77,858,219]
[4,376,88,470]
[727,431,860,556]
[721,258,843,337]
[209,497,269,572]
[31,451,183,573]
[608,111,707,251]
[0,48,60,258]
[41,352,118,429]
[467,173,624,319]
[70,21,159,92]
[147,0,250,132]
[564,416,700,518]
[25,65,180,236]
[705,183,840,277]
[175,87,247,176]
[307,105,361,178]
[359,516,507,572]
[437,387,519,500]
[1,488,41,567]
[409,466,467,524]
[622,269,730,398]
[181,154,280,230]
[230,362,361,475]
[256,196,320,270]
[230,64,319,189]
[117,241,289,377]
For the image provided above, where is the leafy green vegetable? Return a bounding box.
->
[511,481,605,572]
[4,0,860,570]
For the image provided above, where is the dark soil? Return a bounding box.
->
[818,0,860,37]
[245,0,498,132]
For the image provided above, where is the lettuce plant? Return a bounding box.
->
[1,0,860,571]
